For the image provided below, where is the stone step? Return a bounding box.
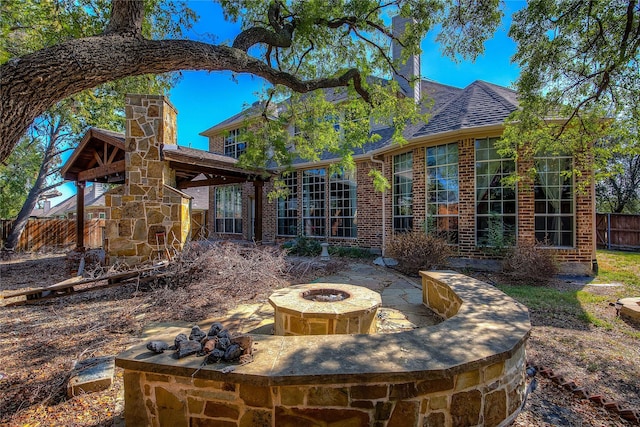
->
[67,356,115,397]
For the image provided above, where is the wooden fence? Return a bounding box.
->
[0,218,105,252]
[596,213,640,251]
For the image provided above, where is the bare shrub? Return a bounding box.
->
[147,241,291,321]
[502,241,559,284]
[385,232,452,276]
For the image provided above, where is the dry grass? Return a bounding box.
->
[0,246,638,426]
[0,243,345,426]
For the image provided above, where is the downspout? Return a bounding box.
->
[370,155,386,256]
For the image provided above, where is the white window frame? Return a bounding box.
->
[474,137,517,246]
[393,152,413,232]
[426,143,459,244]
[224,128,246,159]
[277,173,299,237]
[215,185,243,234]
[329,169,357,238]
[534,155,575,247]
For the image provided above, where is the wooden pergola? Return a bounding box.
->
[61,128,272,250]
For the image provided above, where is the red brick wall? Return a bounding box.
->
[205,130,595,272]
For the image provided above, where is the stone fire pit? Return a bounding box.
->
[116,271,531,426]
[269,283,381,335]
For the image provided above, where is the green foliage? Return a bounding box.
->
[0,137,42,218]
[1,0,195,63]
[385,231,452,276]
[281,236,322,257]
[502,0,640,185]
[478,213,515,256]
[328,246,374,259]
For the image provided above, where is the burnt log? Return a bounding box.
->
[146,341,169,354]
[176,340,201,359]
[189,326,206,342]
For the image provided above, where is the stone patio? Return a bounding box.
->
[117,263,531,427]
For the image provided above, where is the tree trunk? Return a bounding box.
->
[2,129,60,252]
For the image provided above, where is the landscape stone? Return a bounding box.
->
[67,356,114,397]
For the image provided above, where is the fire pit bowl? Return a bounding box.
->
[268,283,381,335]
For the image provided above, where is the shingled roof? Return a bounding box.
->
[412,80,518,138]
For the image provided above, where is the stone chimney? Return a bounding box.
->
[105,94,190,265]
[392,16,421,103]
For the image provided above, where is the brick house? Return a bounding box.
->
[199,20,596,275]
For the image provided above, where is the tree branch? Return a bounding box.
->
[104,0,144,36]
[0,35,371,162]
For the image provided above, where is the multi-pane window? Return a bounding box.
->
[224,128,246,159]
[393,152,413,232]
[215,185,242,234]
[475,137,516,246]
[330,170,357,238]
[303,169,326,237]
[277,173,298,236]
[534,156,574,247]
[426,143,459,243]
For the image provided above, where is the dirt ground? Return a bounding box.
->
[0,252,638,426]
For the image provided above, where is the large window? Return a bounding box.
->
[393,152,413,232]
[277,173,298,236]
[224,128,246,159]
[475,138,516,246]
[215,185,242,234]
[330,170,357,238]
[303,169,326,237]
[535,156,574,247]
[426,143,459,243]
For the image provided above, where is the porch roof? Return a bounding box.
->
[161,145,274,189]
[61,128,126,183]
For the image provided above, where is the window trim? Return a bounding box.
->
[425,143,459,244]
[214,184,243,235]
[534,155,575,248]
[277,173,299,237]
[474,137,518,247]
[393,151,414,232]
[224,128,246,159]
[329,169,357,239]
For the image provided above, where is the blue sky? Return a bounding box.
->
[51,1,524,205]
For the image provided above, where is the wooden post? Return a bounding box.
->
[76,181,85,250]
[254,180,263,243]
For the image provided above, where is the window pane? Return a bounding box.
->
[426,143,459,243]
[534,155,574,247]
[475,137,516,246]
[393,152,413,232]
[215,185,243,234]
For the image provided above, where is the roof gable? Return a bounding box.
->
[412,80,518,138]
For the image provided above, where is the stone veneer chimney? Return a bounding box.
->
[392,16,422,103]
[105,95,191,265]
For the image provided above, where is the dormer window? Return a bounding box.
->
[224,128,246,159]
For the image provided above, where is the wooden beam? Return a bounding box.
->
[177,176,246,189]
[77,160,125,181]
[254,180,263,243]
[107,146,120,164]
[76,181,85,250]
[93,150,104,166]
[168,161,251,180]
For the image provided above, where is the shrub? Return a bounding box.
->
[328,246,375,259]
[385,232,452,276]
[281,236,322,256]
[502,240,559,284]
